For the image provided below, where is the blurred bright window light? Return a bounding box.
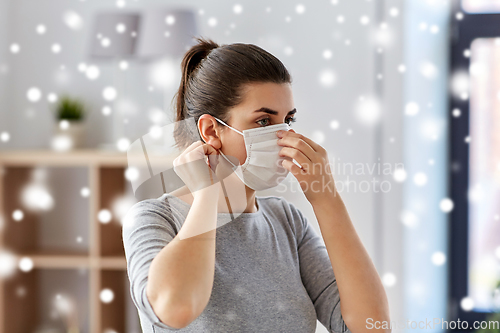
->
[462,0,500,13]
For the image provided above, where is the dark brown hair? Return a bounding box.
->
[172,36,292,149]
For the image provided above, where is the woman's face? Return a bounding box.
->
[208,82,296,166]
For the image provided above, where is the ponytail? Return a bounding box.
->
[175,37,219,123]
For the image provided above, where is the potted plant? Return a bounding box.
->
[51,95,86,151]
[475,279,500,333]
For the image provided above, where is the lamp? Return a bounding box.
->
[135,8,198,60]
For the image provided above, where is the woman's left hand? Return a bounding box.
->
[276,129,336,204]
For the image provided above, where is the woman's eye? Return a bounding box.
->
[256,118,270,126]
[257,117,297,126]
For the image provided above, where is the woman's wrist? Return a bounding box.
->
[192,181,221,200]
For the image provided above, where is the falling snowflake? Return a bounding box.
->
[63,11,83,30]
[51,44,62,54]
[405,102,419,116]
[10,43,20,53]
[27,87,42,102]
[295,4,306,14]
[102,106,112,116]
[413,172,428,186]
[116,23,127,33]
[460,297,474,311]
[12,209,24,221]
[233,4,243,14]
[85,65,100,80]
[420,61,438,79]
[100,288,114,303]
[19,257,34,272]
[117,137,130,152]
[360,16,370,25]
[119,60,129,70]
[329,120,340,130]
[355,95,381,126]
[1,132,11,142]
[125,167,139,182]
[116,0,126,8]
[431,251,446,266]
[80,187,90,197]
[393,168,407,182]
[319,69,336,87]
[36,24,47,34]
[389,7,399,17]
[102,87,117,101]
[208,17,217,27]
[284,46,293,56]
[98,209,112,224]
[400,210,418,228]
[47,93,58,103]
[311,130,325,144]
[101,38,111,48]
[439,198,454,213]
[165,15,175,25]
[382,272,397,287]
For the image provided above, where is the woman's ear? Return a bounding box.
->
[198,114,222,149]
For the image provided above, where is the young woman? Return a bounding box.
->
[122,37,390,333]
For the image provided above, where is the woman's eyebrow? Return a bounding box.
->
[253,107,297,115]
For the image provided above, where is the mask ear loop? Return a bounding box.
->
[213,117,244,136]
[197,117,237,220]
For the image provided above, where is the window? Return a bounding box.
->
[449,0,500,325]
[462,0,500,13]
[467,38,500,313]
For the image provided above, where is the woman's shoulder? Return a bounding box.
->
[256,195,309,244]
[257,195,302,215]
[122,194,185,232]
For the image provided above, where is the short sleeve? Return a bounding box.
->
[289,202,351,333]
[122,198,184,331]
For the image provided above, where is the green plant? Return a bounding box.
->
[54,95,85,121]
[475,280,500,333]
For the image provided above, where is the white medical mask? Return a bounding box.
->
[213,117,291,191]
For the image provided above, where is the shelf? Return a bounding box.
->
[0,150,144,333]
[0,149,127,167]
[2,166,90,256]
[3,268,90,333]
[7,255,126,270]
[100,270,141,333]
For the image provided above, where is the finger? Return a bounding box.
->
[278,134,317,162]
[279,146,310,167]
[286,129,324,154]
[282,159,306,177]
[183,140,204,154]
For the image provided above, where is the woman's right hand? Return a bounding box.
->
[173,140,221,197]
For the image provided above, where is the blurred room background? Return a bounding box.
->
[0,0,499,332]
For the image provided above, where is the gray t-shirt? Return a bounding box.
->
[122,192,351,333]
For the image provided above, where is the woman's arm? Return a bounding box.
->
[311,193,390,333]
[277,128,390,333]
[147,184,219,329]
